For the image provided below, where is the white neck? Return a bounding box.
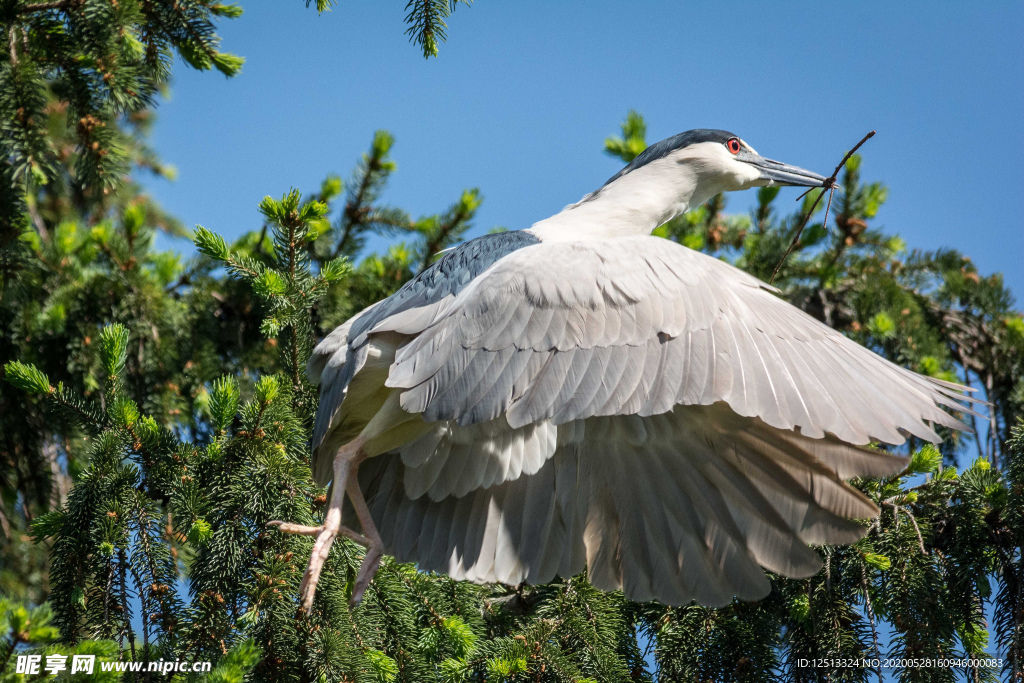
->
[526,155,705,241]
[526,143,747,242]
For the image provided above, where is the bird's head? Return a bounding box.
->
[602,129,829,207]
[532,128,831,241]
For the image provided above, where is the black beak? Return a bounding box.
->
[737,149,830,188]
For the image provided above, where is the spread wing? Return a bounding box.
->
[381,235,974,445]
[315,234,977,604]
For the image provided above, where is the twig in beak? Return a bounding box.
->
[769,130,875,285]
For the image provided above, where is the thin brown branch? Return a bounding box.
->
[984,372,998,466]
[8,25,18,66]
[884,501,928,554]
[769,130,876,284]
[419,207,469,272]
[960,361,984,460]
[26,198,50,242]
[332,154,383,260]
[768,186,831,285]
[22,0,70,10]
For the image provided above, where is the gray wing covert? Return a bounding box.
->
[347,230,542,347]
[308,231,542,483]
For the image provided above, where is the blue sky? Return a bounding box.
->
[144,1,1024,298]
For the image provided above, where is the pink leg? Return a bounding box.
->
[268,439,368,613]
[346,474,386,607]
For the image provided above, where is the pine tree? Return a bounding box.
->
[0,0,246,606]
[997,420,1024,681]
[0,0,485,607]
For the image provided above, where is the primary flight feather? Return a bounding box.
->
[272,129,976,611]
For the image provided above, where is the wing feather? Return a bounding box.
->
[355,403,898,605]
[386,237,971,446]
[318,234,976,607]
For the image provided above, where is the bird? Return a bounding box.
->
[270,128,977,611]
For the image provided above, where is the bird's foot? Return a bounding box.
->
[297,520,338,612]
[268,520,371,545]
[268,436,382,612]
[345,470,386,608]
[268,519,372,613]
[349,540,384,607]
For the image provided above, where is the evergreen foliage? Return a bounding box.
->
[0,0,245,246]
[0,0,482,610]
[1,595,259,681]
[0,6,1021,679]
[403,0,474,58]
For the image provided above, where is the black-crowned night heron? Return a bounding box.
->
[271,129,975,611]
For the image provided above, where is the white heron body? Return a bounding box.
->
[287,129,974,608]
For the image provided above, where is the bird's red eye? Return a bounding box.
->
[726,138,741,155]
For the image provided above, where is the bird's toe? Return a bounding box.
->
[267,520,323,536]
[348,542,385,607]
